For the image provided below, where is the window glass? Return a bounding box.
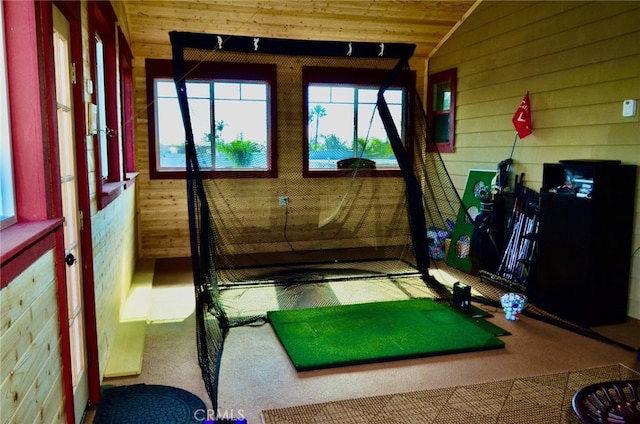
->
[214,82,268,169]
[433,81,451,111]
[157,80,177,97]
[307,83,404,170]
[154,78,271,171]
[95,35,109,180]
[186,81,210,98]
[434,114,451,143]
[155,92,186,168]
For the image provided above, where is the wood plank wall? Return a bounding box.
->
[92,183,138,379]
[134,48,425,258]
[0,251,66,423]
[429,1,640,318]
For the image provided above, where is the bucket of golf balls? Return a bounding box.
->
[501,292,527,321]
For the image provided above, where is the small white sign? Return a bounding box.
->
[622,99,637,117]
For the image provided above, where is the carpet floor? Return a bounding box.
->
[95,258,640,424]
[261,364,640,424]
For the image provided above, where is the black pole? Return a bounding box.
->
[377,58,430,276]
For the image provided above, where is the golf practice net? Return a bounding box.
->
[168,31,474,409]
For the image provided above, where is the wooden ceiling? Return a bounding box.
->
[121,1,478,58]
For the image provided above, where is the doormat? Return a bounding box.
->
[267,298,507,371]
[93,384,206,424]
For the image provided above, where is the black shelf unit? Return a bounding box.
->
[530,160,637,327]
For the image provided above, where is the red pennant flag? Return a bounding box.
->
[512,92,532,139]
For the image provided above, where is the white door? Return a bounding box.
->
[53,6,89,423]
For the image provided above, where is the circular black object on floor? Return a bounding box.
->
[93,384,207,424]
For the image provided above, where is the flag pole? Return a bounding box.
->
[507,92,532,179]
[507,132,518,172]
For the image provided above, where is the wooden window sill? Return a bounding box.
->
[99,181,125,209]
[0,218,64,288]
[125,172,139,189]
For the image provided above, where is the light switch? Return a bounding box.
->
[622,99,637,117]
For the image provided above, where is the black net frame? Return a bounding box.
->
[169,31,477,409]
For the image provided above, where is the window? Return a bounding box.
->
[0,7,16,230]
[427,68,457,153]
[118,27,135,178]
[303,67,409,177]
[95,35,110,180]
[146,60,276,179]
[1,0,65,288]
[90,1,133,208]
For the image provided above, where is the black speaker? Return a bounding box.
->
[451,282,471,312]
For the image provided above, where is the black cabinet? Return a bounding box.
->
[531,160,637,327]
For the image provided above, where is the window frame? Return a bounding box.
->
[427,68,457,153]
[0,4,16,230]
[89,0,129,209]
[145,59,278,179]
[302,66,411,178]
[118,26,137,186]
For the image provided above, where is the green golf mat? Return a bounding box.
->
[267,298,508,371]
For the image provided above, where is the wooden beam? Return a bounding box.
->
[429,0,483,59]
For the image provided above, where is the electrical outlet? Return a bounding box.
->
[278,196,289,206]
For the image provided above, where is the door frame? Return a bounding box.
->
[42,1,101,420]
